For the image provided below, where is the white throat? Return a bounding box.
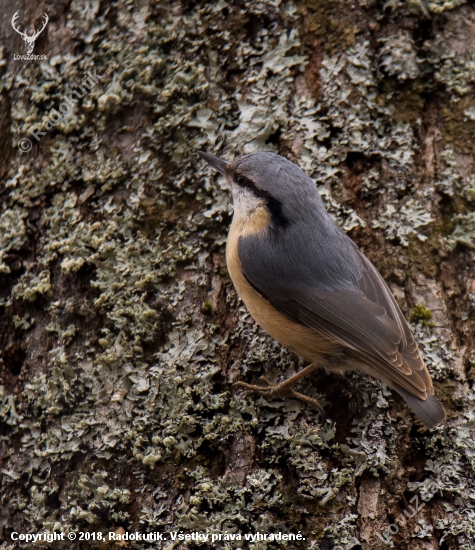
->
[230,184,265,219]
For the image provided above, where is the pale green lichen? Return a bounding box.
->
[57,472,131,528]
[231,29,306,153]
[372,200,435,246]
[341,377,401,481]
[138,466,289,548]
[426,0,467,13]
[462,175,475,202]
[374,0,467,16]
[0,386,21,428]
[291,40,416,233]
[433,47,475,100]
[420,391,475,549]
[413,326,454,381]
[12,271,51,302]
[379,33,420,81]
[322,514,360,549]
[435,147,463,196]
[446,211,475,250]
[361,166,381,196]
[0,207,28,274]
[12,314,34,330]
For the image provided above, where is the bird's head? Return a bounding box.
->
[199,151,321,229]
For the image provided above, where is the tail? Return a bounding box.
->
[393,383,446,429]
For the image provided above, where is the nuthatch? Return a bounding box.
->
[199,151,446,429]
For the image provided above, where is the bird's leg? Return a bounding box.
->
[235,362,319,393]
[233,363,325,420]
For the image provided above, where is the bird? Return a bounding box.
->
[199,150,446,429]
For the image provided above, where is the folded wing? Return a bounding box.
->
[238,232,433,401]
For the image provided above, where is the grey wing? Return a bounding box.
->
[238,234,433,400]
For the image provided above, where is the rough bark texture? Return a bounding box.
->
[1,0,474,549]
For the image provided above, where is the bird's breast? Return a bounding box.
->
[226,208,339,361]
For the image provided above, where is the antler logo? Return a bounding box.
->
[11,11,49,54]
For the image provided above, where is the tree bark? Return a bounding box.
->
[0,0,474,549]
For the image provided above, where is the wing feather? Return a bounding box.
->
[238,231,433,400]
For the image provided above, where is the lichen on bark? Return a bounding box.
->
[0,0,475,549]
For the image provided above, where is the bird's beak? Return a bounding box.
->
[198,151,230,177]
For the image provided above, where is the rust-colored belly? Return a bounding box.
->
[226,211,338,361]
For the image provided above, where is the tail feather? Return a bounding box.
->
[393,383,446,428]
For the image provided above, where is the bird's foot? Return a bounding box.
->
[233,375,326,421]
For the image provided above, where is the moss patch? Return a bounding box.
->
[409,304,435,328]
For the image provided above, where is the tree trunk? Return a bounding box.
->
[1,0,474,548]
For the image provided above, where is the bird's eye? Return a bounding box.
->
[236,175,246,185]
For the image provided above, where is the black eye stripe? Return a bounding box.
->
[236,175,254,188]
[234,173,289,228]
[235,174,265,197]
